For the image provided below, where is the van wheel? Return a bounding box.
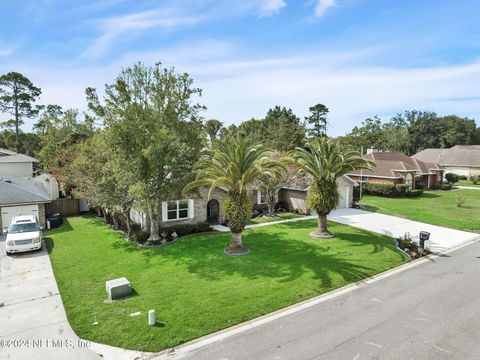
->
[5,251,12,256]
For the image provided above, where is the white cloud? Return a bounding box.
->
[259,0,286,17]
[315,0,337,17]
[81,8,200,59]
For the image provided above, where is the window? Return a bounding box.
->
[166,200,189,221]
[361,176,369,182]
[257,191,268,204]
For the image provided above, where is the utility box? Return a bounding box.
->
[106,277,132,300]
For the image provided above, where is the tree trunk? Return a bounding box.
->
[101,208,108,223]
[310,213,335,238]
[225,232,249,255]
[123,208,132,237]
[147,205,161,242]
[96,207,102,217]
[112,212,119,230]
[14,95,19,153]
[267,200,275,216]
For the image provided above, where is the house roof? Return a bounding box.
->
[347,152,441,179]
[413,145,480,167]
[281,175,357,192]
[0,175,51,206]
[0,148,38,163]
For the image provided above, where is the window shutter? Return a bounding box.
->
[161,202,168,222]
[188,199,195,219]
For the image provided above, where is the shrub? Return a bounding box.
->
[471,175,479,185]
[445,173,460,184]
[456,194,466,207]
[362,182,399,197]
[459,175,468,180]
[129,221,212,244]
[415,176,424,190]
[441,183,452,190]
[397,233,431,259]
[395,184,409,195]
[406,189,423,197]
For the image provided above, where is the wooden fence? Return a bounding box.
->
[45,198,80,216]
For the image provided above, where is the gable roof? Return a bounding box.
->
[347,152,441,179]
[0,148,38,163]
[0,175,51,206]
[413,146,480,167]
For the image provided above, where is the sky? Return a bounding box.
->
[0,0,479,136]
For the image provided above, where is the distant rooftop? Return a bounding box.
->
[413,145,480,167]
[0,148,38,163]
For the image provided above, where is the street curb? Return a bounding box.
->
[147,235,480,360]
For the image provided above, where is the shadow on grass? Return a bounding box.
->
[112,219,403,289]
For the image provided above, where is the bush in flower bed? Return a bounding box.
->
[130,222,212,245]
[396,234,431,260]
[362,183,423,198]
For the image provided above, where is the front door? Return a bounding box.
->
[207,199,220,224]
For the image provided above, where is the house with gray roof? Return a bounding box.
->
[413,145,480,179]
[0,148,38,177]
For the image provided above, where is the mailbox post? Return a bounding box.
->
[419,231,430,249]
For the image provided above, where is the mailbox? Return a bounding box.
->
[419,231,430,249]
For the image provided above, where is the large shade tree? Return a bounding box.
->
[0,72,42,152]
[293,137,373,238]
[184,138,282,255]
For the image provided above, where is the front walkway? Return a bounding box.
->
[456,185,480,190]
[213,208,479,253]
[0,236,100,360]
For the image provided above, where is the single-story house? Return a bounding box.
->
[278,175,357,213]
[347,151,443,190]
[0,148,38,177]
[413,145,480,179]
[0,175,54,234]
[131,177,357,229]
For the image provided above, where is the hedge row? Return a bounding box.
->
[130,221,212,244]
[361,182,424,197]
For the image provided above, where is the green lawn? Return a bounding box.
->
[360,189,480,232]
[248,212,303,224]
[457,180,480,188]
[46,216,407,352]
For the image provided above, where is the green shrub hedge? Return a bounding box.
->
[362,182,423,198]
[130,221,212,244]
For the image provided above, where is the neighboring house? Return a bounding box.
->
[278,175,357,213]
[0,175,54,234]
[0,148,38,177]
[347,150,443,190]
[413,145,480,179]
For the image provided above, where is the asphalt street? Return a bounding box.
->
[165,240,480,360]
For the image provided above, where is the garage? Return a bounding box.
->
[1,204,39,233]
[336,186,349,209]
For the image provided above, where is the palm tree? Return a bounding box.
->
[292,137,373,238]
[204,119,223,145]
[184,138,282,255]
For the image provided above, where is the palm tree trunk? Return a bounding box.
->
[225,232,249,255]
[310,213,335,238]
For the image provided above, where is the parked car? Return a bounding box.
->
[5,215,43,256]
[47,213,63,229]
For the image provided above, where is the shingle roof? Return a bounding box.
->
[347,152,441,178]
[0,175,51,206]
[0,148,38,163]
[413,146,480,167]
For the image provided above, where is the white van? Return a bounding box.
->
[5,215,43,256]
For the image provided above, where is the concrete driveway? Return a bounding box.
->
[329,208,479,253]
[0,235,100,360]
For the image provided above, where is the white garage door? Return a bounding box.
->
[1,204,39,232]
[336,187,349,209]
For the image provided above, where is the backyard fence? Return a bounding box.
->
[45,198,81,216]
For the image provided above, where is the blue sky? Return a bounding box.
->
[1,0,479,135]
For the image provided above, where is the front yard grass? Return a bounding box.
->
[456,180,480,188]
[46,216,407,352]
[360,189,480,232]
[248,212,303,224]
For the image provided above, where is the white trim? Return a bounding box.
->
[188,199,194,219]
[163,200,191,222]
[256,191,267,205]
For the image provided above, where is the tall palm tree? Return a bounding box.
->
[292,137,373,238]
[204,119,223,145]
[184,138,282,255]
